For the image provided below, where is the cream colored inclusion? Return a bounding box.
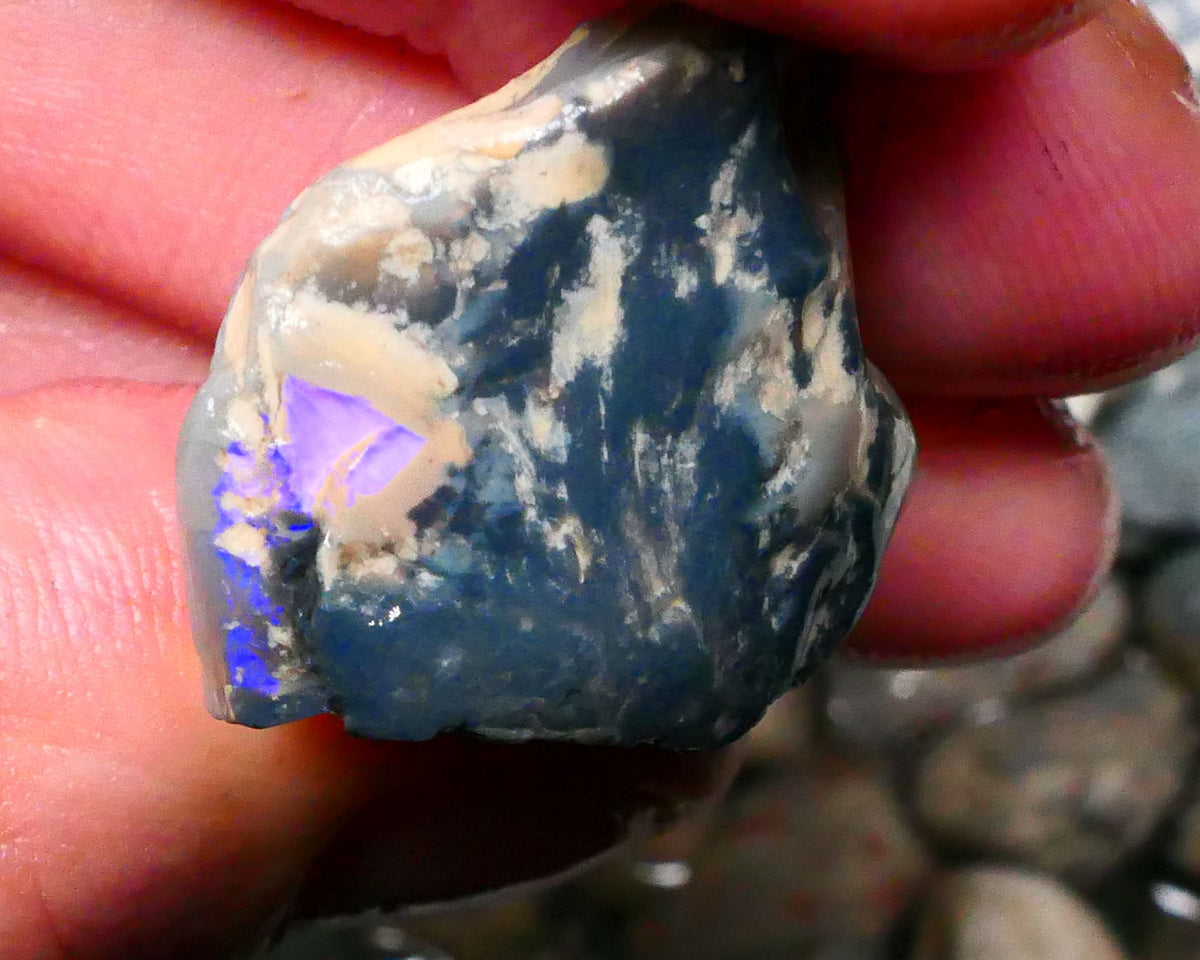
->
[212,28,652,587]
[484,131,610,230]
[713,244,863,527]
[381,227,434,284]
[345,15,586,172]
[796,251,854,402]
[672,262,699,299]
[550,215,629,387]
[696,124,763,288]
[214,523,268,568]
[621,427,700,630]
[264,290,470,577]
[221,266,257,388]
[525,398,568,462]
[545,514,593,583]
[581,58,665,111]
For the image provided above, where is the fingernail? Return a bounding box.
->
[917,0,1105,68]
[1096,0,1196,109]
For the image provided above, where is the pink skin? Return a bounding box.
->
[0,1,1196,957]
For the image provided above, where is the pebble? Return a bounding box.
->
[1144,546,1200,696]
[914,660,1195,883]
[633,756,931,959]
[911,866,1126,960]
[1094,351,1200,551]
[823,579,1128,752]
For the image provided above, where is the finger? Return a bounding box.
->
[0,383,362,959]
[0,0,467,337]
[845,399,1117,662]
[694,0,1097,70]
[0,382,725,960]
[4,2,1197,400]
[287,0,1098,91]
[0,259,209,396]
[843,0,1200,396]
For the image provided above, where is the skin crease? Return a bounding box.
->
[0,261,210,394]
[0,0,1198,956]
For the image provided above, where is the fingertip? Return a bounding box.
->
[0,260,210,397]
[843,0,1200,396]
[845,400,1118,662]
[0,0,467,335]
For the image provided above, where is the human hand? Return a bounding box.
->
[1,1,1197,957]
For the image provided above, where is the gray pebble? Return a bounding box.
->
[1145,546,1200,696]
[914,661,1196,884]
[1095,351,1200,550]
[824,579,1128,752]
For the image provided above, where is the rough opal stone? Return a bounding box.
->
[176,8,914,748]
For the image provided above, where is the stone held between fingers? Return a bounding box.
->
[175,7,914,749]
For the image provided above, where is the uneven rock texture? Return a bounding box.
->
[177,8,912,747]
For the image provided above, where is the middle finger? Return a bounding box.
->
[0,0,1195,396]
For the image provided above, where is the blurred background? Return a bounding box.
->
[265,3,1200,958]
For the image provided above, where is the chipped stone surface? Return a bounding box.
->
[176,8,912,747]
[914,660,1196,884]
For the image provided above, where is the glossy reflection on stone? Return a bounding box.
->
[176,7,913,748]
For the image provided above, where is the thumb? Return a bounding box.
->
[0,380,726,959]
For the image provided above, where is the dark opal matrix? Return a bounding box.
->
[177,8,914,748]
